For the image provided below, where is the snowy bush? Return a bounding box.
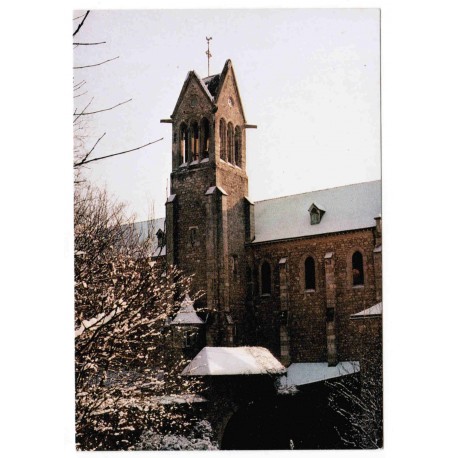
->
[134,420,218,451]
[74,186,202,450]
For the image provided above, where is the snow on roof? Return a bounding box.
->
[132,217,165,243]
[278,361,360,388]
[253,180,381,244]
[351,302,383,319]
[193,71,215,102]
[151,394,207,405]
[181,346,286,376]
[152,245,166,258]
[171,295,203,325]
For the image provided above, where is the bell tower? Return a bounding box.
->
[161,59,256,346]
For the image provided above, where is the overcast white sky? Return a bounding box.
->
[74,9,380,221]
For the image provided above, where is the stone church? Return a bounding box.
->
[148,59,382,371]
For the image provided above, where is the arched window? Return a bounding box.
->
[261,261,271,295]
[234,126,242,167]
[305,256,316,290]
[352,251,364,286]
[200,117,210,159]
[179,123,189,164]
[227,122,234,163]
[191,121,199,161]
[219,119,227,161]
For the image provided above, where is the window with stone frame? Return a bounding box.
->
[200,117,210,158]
[227,122,234,163]
[234,126,242,167]
[219,118,227,161]
[179,123,189,164]
[189,227,198,247]
[305,256,316,290]
[261,261,271,295]
[352,251,365,286]
[191,121,199,161]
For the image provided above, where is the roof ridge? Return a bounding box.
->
[202,73,220,81]
[253,179,381,204]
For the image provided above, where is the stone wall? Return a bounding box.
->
[247,228,380,363]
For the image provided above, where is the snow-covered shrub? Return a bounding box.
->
[134,420,218,451]
[74,186,202,450]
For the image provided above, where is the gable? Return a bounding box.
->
[214,60,247,124]
[171,71,215,119]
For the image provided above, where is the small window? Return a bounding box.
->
[261,261,271,295]
[311,209,320,225]
[183,329,196,348]
[189,227,198,247]
[352,251,364,286]
[308,203,325,225]
[305,256,316,290]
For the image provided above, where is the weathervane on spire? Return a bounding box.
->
[205,36,213,77]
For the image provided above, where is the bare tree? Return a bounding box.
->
[326,323,383,449]
[72,10,162,176]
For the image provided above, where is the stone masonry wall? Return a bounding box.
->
[247,228,380,362]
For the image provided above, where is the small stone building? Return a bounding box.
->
[153,59,382,372]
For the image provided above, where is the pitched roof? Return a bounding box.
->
[171,71,215,119]
[170,294,203,325]
[350,302,383,319]
[278,361,360,388]
[131,217,165,256]
[253,180,381,244]
[181,346,286,376]
[214,59,247,123]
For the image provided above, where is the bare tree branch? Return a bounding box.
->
[74,56,119,70]
[74,132,106,167]
[73,10,90,37]
[73,13,86,21]
[73,97,94,124]
[74,98,132,117]
[74,41,107,47]
[74,138,164,167]
[74,91,88,98]
[74,80,86,90]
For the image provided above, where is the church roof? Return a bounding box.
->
[278,361,360,389]
[137,180,381,250]
[181,346,286,376]
[252,180,381,244]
